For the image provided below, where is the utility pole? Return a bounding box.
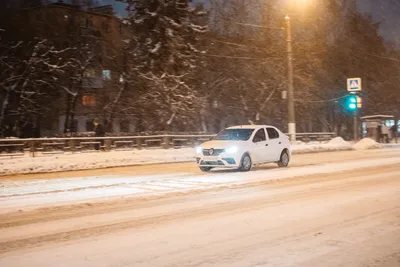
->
[285,15,296,142]
[353,110,358,141]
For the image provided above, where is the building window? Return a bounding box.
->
[84,68,96,78]
[80,18,86,28]
[102,70,111,80]
[88,19,93,29]
[82,94,96,106]
[102,21,110,33]
[86,120,94,131]
[81,18,93,28]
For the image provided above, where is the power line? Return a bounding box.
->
[207,39,265,49]
[232,21,284,31]
[362,53,400,62]
[295,95,347,103]
[219,18,284,30]
[197,54,268,60]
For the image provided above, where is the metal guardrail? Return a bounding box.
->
[0,132,336,157]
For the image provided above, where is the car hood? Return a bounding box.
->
[200,140,245,149]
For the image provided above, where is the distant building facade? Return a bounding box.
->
[2,1,131,136]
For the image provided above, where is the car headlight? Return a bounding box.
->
[196,146,202,154]
[225,146,238,154]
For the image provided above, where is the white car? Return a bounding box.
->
[196,125,292,172]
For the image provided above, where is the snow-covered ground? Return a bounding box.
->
[1,165,399,267]
[0,138,355,176]
[2,150,400,212]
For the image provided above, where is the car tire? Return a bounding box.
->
[239,153,252,172]
[277,150,290,168]
[200,167,213,172]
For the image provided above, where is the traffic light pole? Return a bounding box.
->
[353,110,358,141]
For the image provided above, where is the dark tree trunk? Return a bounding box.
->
[69,94,78,135]
[64,93,71,134]
[0,88,10,138]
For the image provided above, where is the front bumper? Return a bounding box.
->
[196,155,240,168]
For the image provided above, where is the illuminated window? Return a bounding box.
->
[103,70,111,80]
[84,68,96,77]
[82,95,96,106]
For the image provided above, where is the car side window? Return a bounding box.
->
[266,128,280,140]
[252,129,266,143]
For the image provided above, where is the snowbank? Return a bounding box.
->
[328,137,349,146]
[0,140,353,176]
[292,137,352,154]
[0,148,196,176]
[353,138,382,150]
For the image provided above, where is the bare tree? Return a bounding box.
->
[0,33,70,137]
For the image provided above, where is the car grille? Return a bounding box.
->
[200,160,225,166]
[202,149,225,156]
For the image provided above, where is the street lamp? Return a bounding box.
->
[285,15,296,142]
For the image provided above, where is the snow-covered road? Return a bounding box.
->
[0,137,355,176]
[0,149,400,266]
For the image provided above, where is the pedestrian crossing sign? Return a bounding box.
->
[347,78,362,92]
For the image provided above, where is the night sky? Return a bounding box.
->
[93,0,126,16]
[357,0,400,44]
[96,0,400,44]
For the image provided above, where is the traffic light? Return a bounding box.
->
[345,94,357,111]
[344,94,362,112]
[348,95,357,110]
[356,95,362,108]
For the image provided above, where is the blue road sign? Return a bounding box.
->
[347,78,362,92]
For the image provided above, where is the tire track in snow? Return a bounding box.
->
[0,169,399,253]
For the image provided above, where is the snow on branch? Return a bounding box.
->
[190,23,208,33]
[150,42,162,54]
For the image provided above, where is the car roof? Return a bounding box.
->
[227,125,276,129]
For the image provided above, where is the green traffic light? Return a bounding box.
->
[345,94,358,111]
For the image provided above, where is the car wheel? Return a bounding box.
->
[277,150,290,167]
[239,153,252,172]
[200,167,213,172]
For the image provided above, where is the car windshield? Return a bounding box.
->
[214,129,254,141]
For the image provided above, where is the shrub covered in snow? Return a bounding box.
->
[353,138,382,150]
[328,137,349,146]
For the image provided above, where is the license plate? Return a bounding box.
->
[203,156,219,161]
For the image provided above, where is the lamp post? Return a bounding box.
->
[285,15,296,142]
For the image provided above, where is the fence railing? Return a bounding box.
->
[0,132,336,157]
